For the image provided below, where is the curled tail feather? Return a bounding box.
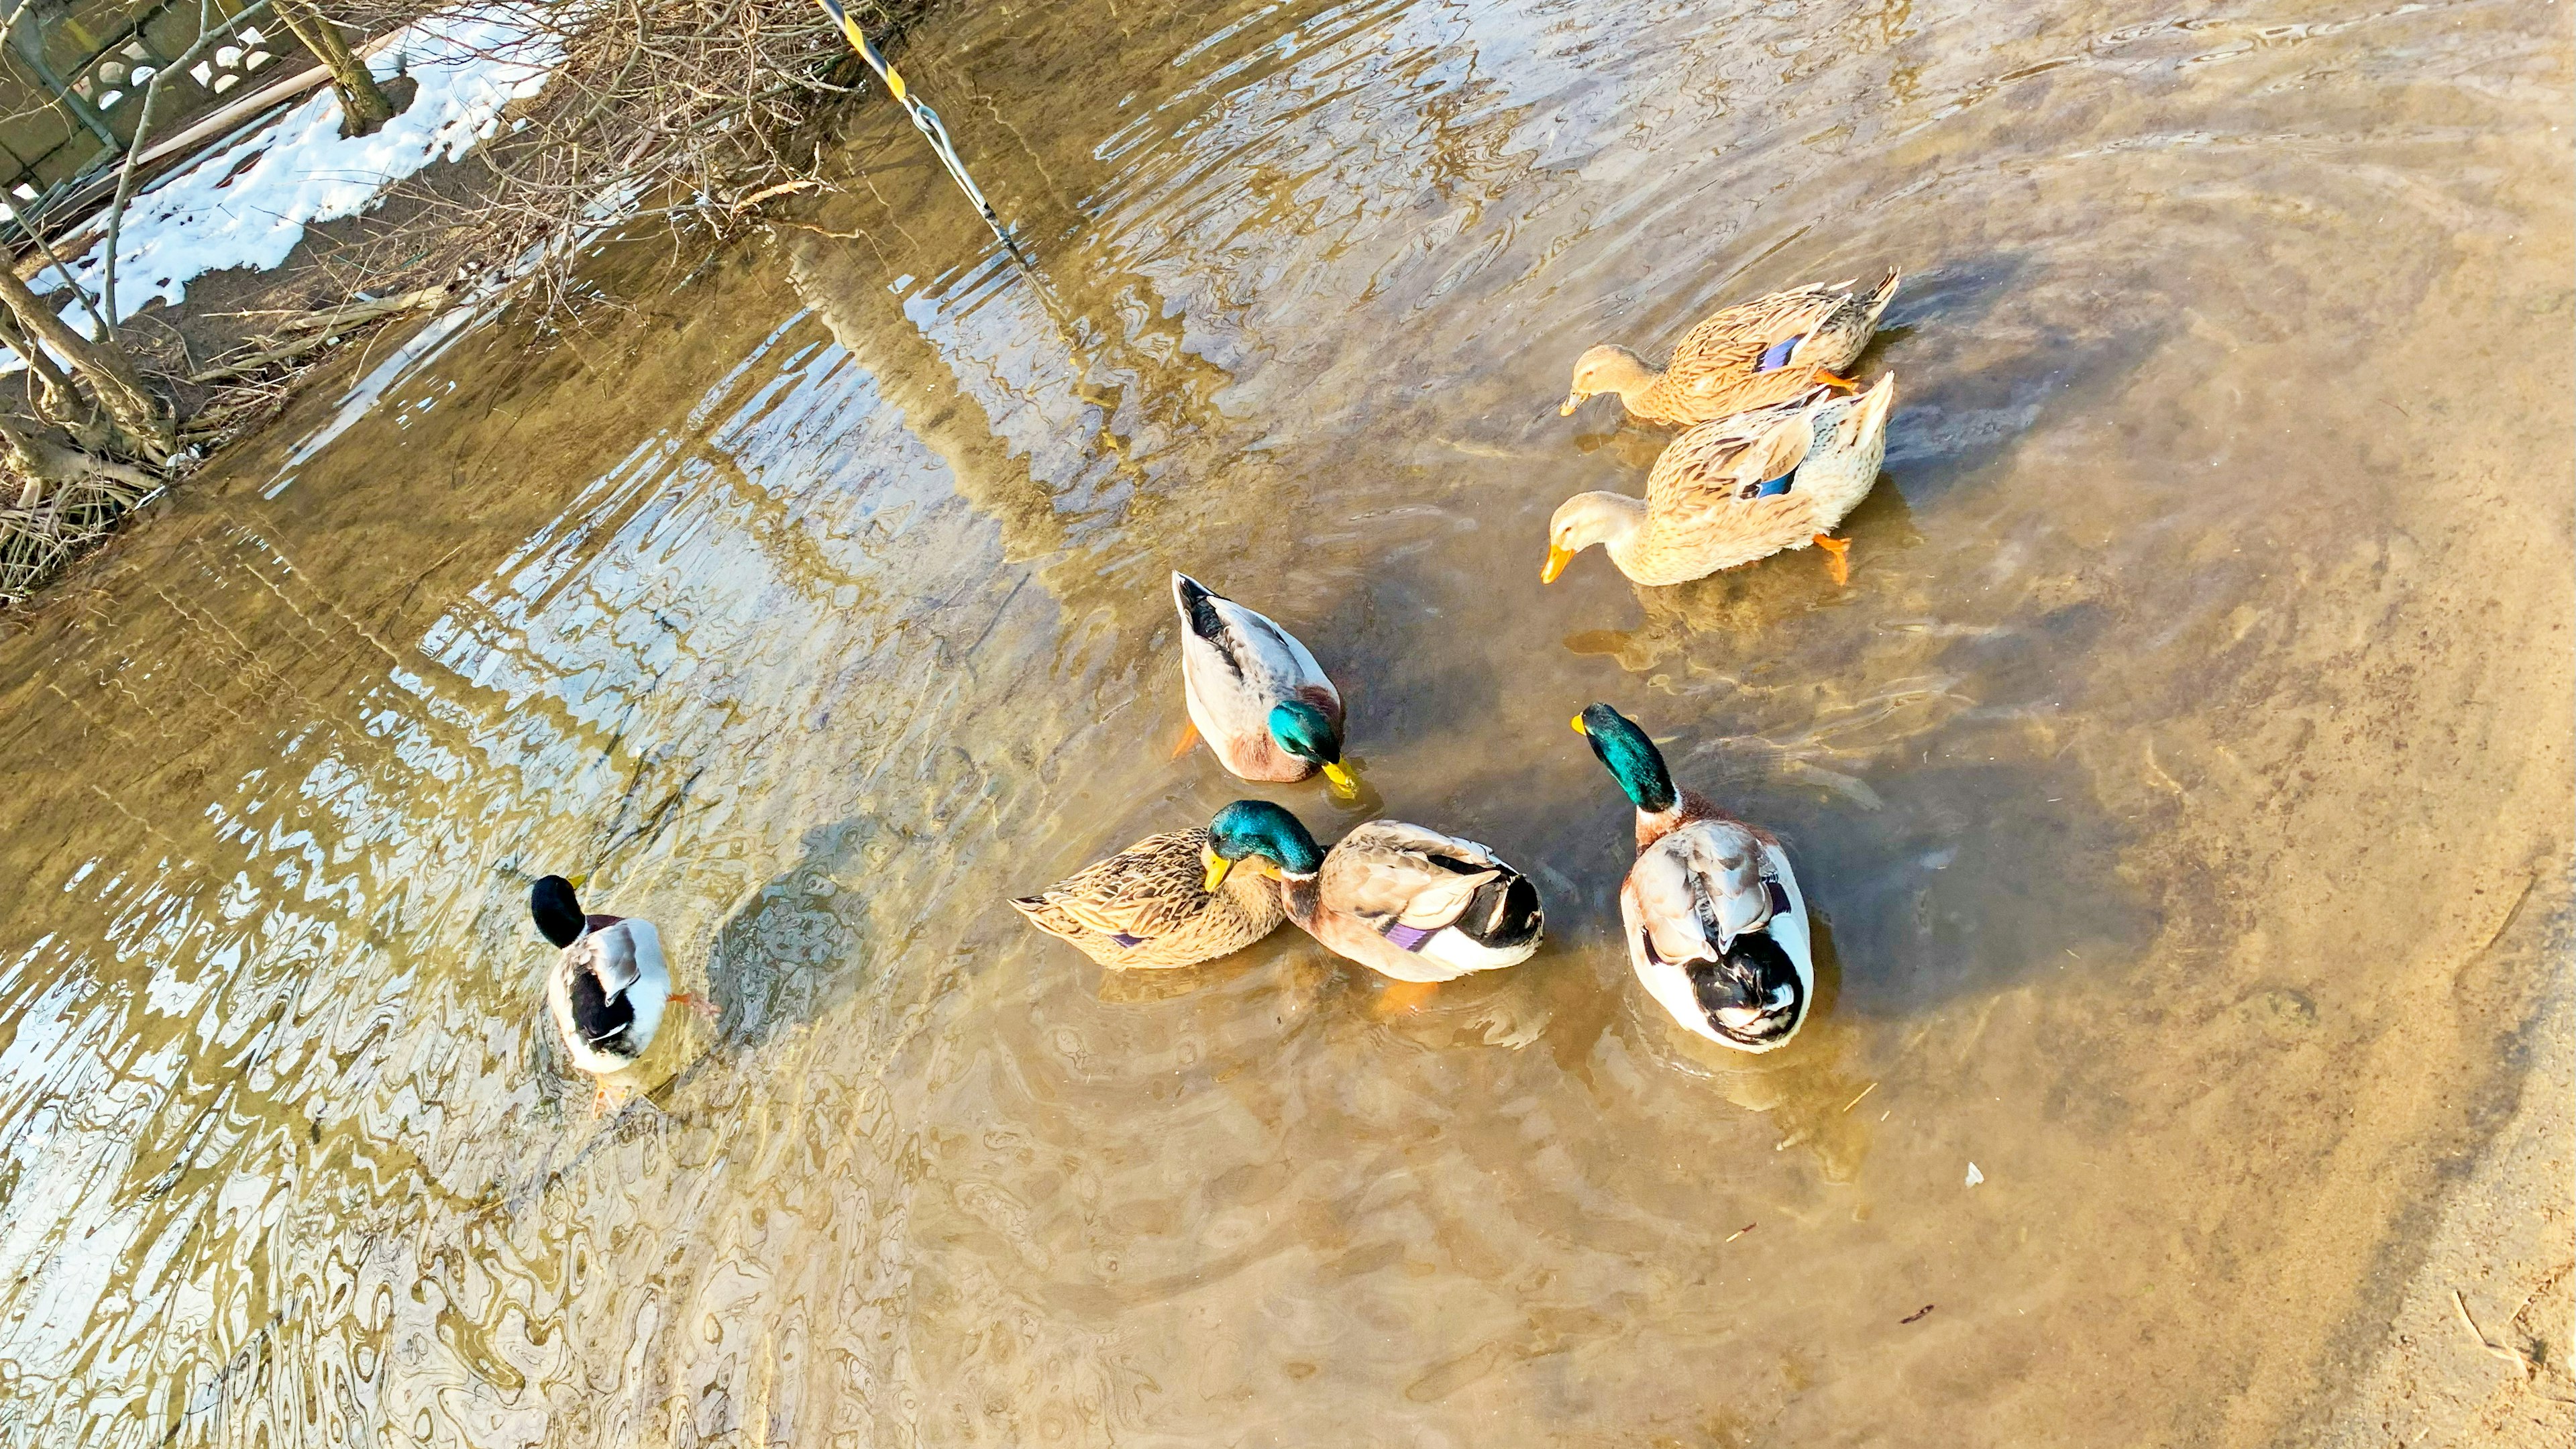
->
[1458,873,1544,951]
[1862,270,1902,329]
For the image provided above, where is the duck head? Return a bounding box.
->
[1269,699,1358,798]
[1203,800,1324,891]
[1573,703,1678,814]
[531,874,588,948]
[1544,492,1648,583]
[1562,344,1656,416]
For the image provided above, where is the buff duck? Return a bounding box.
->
[1545,372,1894,588]
[531,875,713,1111]
[1562,272,1898,427]
[1574,704,1814,1052]
[1012,826,1288,969]
[1173,572,1358,798]
[1202,800,1545,986]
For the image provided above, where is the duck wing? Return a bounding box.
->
[1322,821,1506,930]
[1629,819,1778,963]
[580,921,643,996]
[1646,399,1823,518]
[1174,574,1338,730]
[1175,573,1333,695]
[1014,829,1214,945]
[1664,284,1854,385]
[558,926,643,1049]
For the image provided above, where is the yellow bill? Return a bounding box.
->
[1542,545,1574,584]
[1322,761,1359,797]
[1202,853,1233,893]
[566,873,590,889]
[1570,714,1587,735]
[1560,393,1584,417]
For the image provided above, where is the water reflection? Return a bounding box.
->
[0,0,2564,1441]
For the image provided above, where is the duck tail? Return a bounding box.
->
[1861,269,1902,329]
[1860,370,1898,429]
[1458,871,1545,951]
[1171,572,1227,640]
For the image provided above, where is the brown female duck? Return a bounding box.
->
[1545,373,1895,588]
[1013,826,1287,969]
[1562,272,1899,427]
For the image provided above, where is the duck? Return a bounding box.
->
[1561,271,1899,427]
[1173,572,1358,797]
[1201,800,1545,986]
[530,875,712,1110]
[1573,703,1813,1053]
[1545,372,1895,588]
[1012,826,1288,969]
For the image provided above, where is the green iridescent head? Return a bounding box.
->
[1574,702,1678,814]
[1203,800,1325,890]
[1267,700,1357,797]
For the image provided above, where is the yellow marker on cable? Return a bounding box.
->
[810,0,1022,258]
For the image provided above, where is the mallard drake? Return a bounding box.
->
[531,875,710,1110]
[1574,704,1813,1052]
[1012,826,1288,968]
[1173,572,1357,797]
[1545,372,1894,588]
[1202,800,1545,984]
[1562,272,1899,427]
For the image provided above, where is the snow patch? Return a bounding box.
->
[36,5,561,323]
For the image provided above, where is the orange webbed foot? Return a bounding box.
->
[1375,980,1440,1016]
[1813,534,1851,586]
[1169,720,1200,760]
[670,991,718,1021]
[1811,368,1861,392]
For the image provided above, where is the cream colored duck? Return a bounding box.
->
[1202,800,1544,985]
[1012,826,1287,969]
[531,875,713,1110]
[1545,372,1895,588]
[1574,704,1813,1052]
[1562,272,1899,427]
[1173,572,1357,797]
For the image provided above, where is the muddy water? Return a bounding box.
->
[1,0,2567,1443]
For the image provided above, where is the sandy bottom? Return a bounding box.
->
[0,0,2565,1443]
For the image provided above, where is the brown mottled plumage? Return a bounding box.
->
[1012,827,1287,969]
[1546,373,1896,588]
[1564,272,1900,427]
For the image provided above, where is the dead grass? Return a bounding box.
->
[1,0,930,606]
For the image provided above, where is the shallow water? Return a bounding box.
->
[0,0,2567,1443]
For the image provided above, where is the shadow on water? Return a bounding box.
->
[1876,248,2156,510]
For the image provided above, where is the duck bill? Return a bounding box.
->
[566,873,590,889]
[1558,392,1585,417]
[1542,545,1574,584]
[1201,852,1234,894]
[1321,761,1360,797]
